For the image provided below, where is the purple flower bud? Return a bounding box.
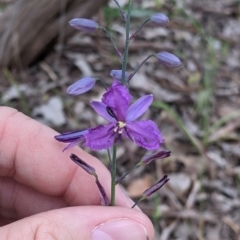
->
[141,150,171,164]
[67,77,95,95]
[150,13,169,27]
[156,52,182,68]
[69,18,99,32]
[70,153,96,176]
[110,70,129,81]
[95,179,110,206]
[142,175,169,198]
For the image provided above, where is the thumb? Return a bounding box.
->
[0,206,154,240]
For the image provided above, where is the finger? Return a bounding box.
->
[0,177,67,221]
[0,206,154,240]
[0,107,132,208]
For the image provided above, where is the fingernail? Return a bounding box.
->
[92,219,148,240]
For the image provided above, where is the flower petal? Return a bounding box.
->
[126,120,164,150]
[84,124,115,150]
[102,81,132,121]
[90,101,116,123]
[54,130,88,143]
[126,94,153,121]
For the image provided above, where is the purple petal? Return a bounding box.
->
[84,124,115,150]
[67,77,95,95]
[141,150,171,164]
[90,101,116,123]
[143,175,169,198]
[54,130,88,143]
[150,13,169,27]
[126,120,164,150]
[102,81,132,121]
[126,94,153,121]
[69,18,99,32]
[156,52,182,68]
[70,153,96,175]
[62,140,83,152]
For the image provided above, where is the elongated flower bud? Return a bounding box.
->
[142,175,169,198]
[96,179,110,206]
[67,77,95,95]
[70,153,96,176]
[141,150,171,164]
[110,70,129,81]
[69,18,99,32]
[150,13,169,27]
[156,52,182,68]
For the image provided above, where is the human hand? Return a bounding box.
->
[0,107,154,240]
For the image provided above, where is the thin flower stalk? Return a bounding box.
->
[121,0,133,84]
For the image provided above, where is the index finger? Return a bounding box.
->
[0,107,132,207]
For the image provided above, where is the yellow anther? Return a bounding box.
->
[118,121,126,128]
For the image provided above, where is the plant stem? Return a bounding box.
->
[100,27,122,60]
[96,77,108,91]
[111,144,117,206]
[129,18,150,40]
[115,162,142,184]
[121,0,132,84]
[127,54,154,82]
[112,0,127,21]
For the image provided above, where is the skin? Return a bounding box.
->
[0,107,154,239]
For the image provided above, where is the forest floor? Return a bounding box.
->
[1,0,240,239]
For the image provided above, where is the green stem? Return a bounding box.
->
[127,54,154,82]
[115,162,142,184]
[96,77,108,91]
[111,144,117,206]
[131,197,144,209]
[100,27,122,60]
[121,0,133,84]
[129,18,150,40]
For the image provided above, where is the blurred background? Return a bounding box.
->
[0,0,240,239]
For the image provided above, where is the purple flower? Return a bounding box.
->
[110,70,129,81]
[142,175,169,198]
[141,150,171,164]
[69,18,99,32]
[84,81,164,150]
[67,77,95,95]
[54,129,88,151]
[156,52,182,68]
[70,153,96,176]
[150,13,169,27]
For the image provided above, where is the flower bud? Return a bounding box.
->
[110,70,129,81]
[67,77,95,95]
[150,13,169,27]
[69,18,99,32]
[141,150,171,164]
[96,179,110,206]
[143,175,169,198]
[70,153,96,176]
[156,52,182,68]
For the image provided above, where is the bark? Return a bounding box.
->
[0,0,108,69]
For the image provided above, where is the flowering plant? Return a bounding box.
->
[55,0,181,207]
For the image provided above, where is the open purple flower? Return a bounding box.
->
[84,81,164,150]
